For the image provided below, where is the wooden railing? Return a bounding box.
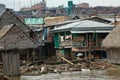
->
[60,40,72,47]
[58,39,104,50]
[72,39,103,47]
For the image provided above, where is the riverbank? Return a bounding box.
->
[20,70,120,80]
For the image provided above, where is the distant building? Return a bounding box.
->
[0,4,6,14]
[31,1,46,11]
[67,1,74,15]
[20,7,31,11]
[78,3,89,9]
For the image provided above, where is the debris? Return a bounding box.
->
[81,69,90,72]
[41,66,46,73]
[60,57,74,65]
[0,75,9,80]
[76,53,83,57]
[19,60,120,75]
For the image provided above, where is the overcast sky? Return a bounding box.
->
[0,0,120,11]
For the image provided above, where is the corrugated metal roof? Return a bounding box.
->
[103,18,120,22]
[73,20,113,28]
[51,19,81,32]
[24,18,44,25]
[71,31,111,33]
[51,20,114,33]
[24,16,68,27]
[45,16,67,26]
[46,19,81,27]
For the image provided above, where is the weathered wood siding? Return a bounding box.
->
[107,48,120,64]
[2,50,20,76]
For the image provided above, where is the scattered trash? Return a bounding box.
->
[81,69,90,72]
[20,60,120,75]
[76,53,83,57]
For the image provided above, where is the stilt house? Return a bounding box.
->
[51,20,114,59]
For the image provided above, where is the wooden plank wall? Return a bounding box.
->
[107,48,120,64]
[2,50,20,76]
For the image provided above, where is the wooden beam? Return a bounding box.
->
[60,57,74,65]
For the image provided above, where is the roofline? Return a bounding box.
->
[0,24,37,49]
[84,16,112,23]
[0,9,33,32]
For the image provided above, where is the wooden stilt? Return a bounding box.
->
[27,49,29,63]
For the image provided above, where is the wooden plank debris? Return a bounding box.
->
[60,57,74,65]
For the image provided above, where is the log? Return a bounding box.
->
[60,57,74,65]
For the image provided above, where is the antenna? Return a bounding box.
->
[13,0,15,10]
[19,0,21,10]
[109,0,112,6]
[103,0,104,6]
[34,0,35,5]
[30,0,32,7]
[78,0,81,4]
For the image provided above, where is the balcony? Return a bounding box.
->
[59,40,72,48]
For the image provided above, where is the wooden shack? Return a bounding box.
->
[0,24,37,76]
[102,24,120,64]
[0,9,38,60]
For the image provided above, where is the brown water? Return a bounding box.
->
[11,69,120,80]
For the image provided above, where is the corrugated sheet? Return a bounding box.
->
[24,16,67,27]
[46,19,80,27]
[104,18,120,22]
[51,19,81,32]
[45,16,67,26]
[73,20,113,28]
[24,18,44,25]
[71,31,111,33]
[51,20,114,33]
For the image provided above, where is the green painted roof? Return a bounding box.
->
[24,18,44,25]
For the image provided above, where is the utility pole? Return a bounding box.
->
[40,16,45,60]
[30,0,32,7]
[114,13,117,27]
[88,29,96,61]
[13,0,15,10]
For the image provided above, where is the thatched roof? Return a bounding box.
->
[0,9,32,32]
[0,24,37,50]
[102,24,120,48]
